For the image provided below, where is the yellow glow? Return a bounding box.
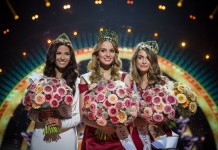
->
[158,5,162,10]
[6,29,10,32]
[3,31,7,34]
[205,54,210,59]
[45,2,51,7]
[0,68,2,73]
[209,15,214,20]
[162,5,166,10]
[35,14,39,19]
[177,2,182,7]
[100,28,104,32]
[47,39,51,44]
[99,0,102,4]
[73,31,78,36]
[181,42,186,47]
[154,32,158,37]
[22,52,27,56]
[95,1,99,4]
[14,15,19,20]
[127,28,132,33]
[32,16,35,20]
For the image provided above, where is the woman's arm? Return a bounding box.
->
[123,73,131,88]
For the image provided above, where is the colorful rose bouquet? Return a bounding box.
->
[138,84,177,128]
[172,82,198,118]
[82,80,138,139]
[23,76,74,135]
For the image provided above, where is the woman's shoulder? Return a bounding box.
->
[80,72,91,84]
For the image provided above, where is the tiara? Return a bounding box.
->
[53,33,72,45]
[139,41,159,54]
[97,29,118,46]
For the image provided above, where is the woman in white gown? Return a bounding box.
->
[27,33,80,150]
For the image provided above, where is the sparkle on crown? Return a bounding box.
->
[139,41,159,54]
[97,29,118,46]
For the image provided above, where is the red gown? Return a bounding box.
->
[79,72,129,150]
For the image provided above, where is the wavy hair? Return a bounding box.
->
[88,40,122,83]
[130,42,161,87]
[43,40,78,95]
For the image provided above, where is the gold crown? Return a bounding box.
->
[97,29,118,46]
[139,41,159,54]
[53,33,72,45]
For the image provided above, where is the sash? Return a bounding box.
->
[116,126,137,150]
[137,126,151,150]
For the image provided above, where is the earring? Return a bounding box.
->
[98,60,100,68]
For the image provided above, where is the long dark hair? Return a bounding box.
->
[43,38,78,95]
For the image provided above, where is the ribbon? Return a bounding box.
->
[116,126,137,150]
[151,131,179,149]
[137,125,151,150]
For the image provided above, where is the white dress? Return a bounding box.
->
[28,74,80,150]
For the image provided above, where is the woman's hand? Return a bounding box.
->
[101,126,116,136]
[132,117,148,127]
[46,117,62,128]
[38,110,54,122]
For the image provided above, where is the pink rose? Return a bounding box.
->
[43,85,53,94]
[97,117,107,126]
[89,102,97,112]
[64,95,73,105]
[152,96,162,105]
[108,94,118,104]
[106,83,116,91]
[96,93,105,102]
[52,78,60,85]
[153,113,164,122]
[163,104,172,114]
[57,87,67,97]
[116,88,126,98]
[87,112,96,120]
[29,83,36,92]
[157,91,166,98]
[124,98,131,108]
[45,93,53,102]
[95,86,106,93]
[143,94,152,105]
[143,107,153,117]
[103,99,111,108]
[166,95,177,105]
[110,117,119,124]
[115,101,123,109]
[53,93,62,101]
[108,106,118,117]
[49,99,59,108]
[34,94,45,105]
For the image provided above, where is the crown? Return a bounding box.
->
[53,33,72,45]
[139,41,159,54]
[97,29,118,46]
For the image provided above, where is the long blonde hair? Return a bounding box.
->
[130,42,161,86]
[88,40,122,83]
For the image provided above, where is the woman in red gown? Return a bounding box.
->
[79,29,132,150]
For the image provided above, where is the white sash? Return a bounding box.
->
[137,126,151,150]
[116,126,137,150]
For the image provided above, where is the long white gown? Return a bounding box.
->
[27,74,80,150]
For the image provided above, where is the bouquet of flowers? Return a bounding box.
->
[23,76,74,135]
[82,80,138,139]
[172,82,198,118]
[138,84,177,128]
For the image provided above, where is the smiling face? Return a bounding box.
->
[136,49,151,74]
[97,41,116,68]
[55,45,71,71]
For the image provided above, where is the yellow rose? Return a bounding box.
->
[117,111,127,123]
[182,100,189,108]
[35,85,43,94]
[85,99,91,108]
[189,102,197,113]
[32,101,40,109]
[189,91,197,102]
[177,85,186,93]
[176,94,187,104]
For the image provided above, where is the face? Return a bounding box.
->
[97,41,116,67]
[136,49,151,73]
[55,45,71,70]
